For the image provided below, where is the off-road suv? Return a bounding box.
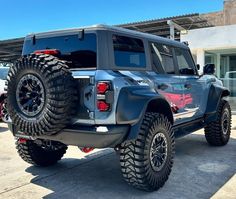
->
[7,25,231,191]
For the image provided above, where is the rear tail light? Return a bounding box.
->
[97,82,110,94]
[97,100,110,111]
[96,81,113,112]
[34,49,60,56]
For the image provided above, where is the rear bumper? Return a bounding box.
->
[10,123,130,148]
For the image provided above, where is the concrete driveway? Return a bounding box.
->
[0,118,236,199]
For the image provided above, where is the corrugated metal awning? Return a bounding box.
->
[0,37,24,63]
[118,13,213,40]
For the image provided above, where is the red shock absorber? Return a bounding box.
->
[18,138,27,144]
[80,147,94,153]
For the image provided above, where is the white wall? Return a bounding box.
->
[181,24,236,73]
[181,24,236,50]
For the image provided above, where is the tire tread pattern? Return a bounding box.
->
[16,139,67,166]
[120,112,175,191]
[205,100,231,146]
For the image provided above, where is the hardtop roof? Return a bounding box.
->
[25,24,188,49]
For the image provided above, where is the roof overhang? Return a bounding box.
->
[0,37,24,63]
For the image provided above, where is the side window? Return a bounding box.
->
[112,35,146,68]
[150,42,175,74]
[174,48,196,75]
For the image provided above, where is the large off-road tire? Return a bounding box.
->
[120,113,175,191]
[7,54,77,136]
[16,139,67,166]
[205,99,231,146]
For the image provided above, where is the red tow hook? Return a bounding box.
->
[18,138,27,144]
[80,147,94,153]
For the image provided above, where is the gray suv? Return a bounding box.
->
[7,25,231,191]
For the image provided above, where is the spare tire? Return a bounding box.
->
[7,54,77,136]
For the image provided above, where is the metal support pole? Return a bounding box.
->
[167,20,186,40]
[169,25,175,40]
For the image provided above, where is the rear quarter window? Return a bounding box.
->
[112,35,146,68]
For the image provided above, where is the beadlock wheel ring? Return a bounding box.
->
[150,132,168,172]
[221,108,230,135]
[16,74,45,117]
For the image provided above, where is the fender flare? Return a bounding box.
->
[116,86,173,140]
[205,84,230,122]
[205,84,230,114]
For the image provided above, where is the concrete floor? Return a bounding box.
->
[0,118,236,199]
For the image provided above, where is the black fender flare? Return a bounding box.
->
[205,84,230,122]
[116,86,173,140]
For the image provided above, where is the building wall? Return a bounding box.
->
[201,11,224,26]
[201,0,236,26]
[224,0,236,25]
[181,25,236,50]
[181,24,236,72]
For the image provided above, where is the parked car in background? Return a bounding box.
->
[0,67,10,122]
[222,71,236,96]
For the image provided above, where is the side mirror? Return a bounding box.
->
[196,64,200,70]
[203,64,215,75]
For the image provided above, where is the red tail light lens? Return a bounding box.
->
[34,49,60,55]
[97,82,109,94]
[97,100,110,111]
[96,81,112,112]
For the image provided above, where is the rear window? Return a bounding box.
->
[112,35,146,68]
[23,33,97,68]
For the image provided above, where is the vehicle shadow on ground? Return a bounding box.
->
[25,133,236,199]
[0,123,9,133]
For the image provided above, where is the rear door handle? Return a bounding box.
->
[157,83,169,90]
